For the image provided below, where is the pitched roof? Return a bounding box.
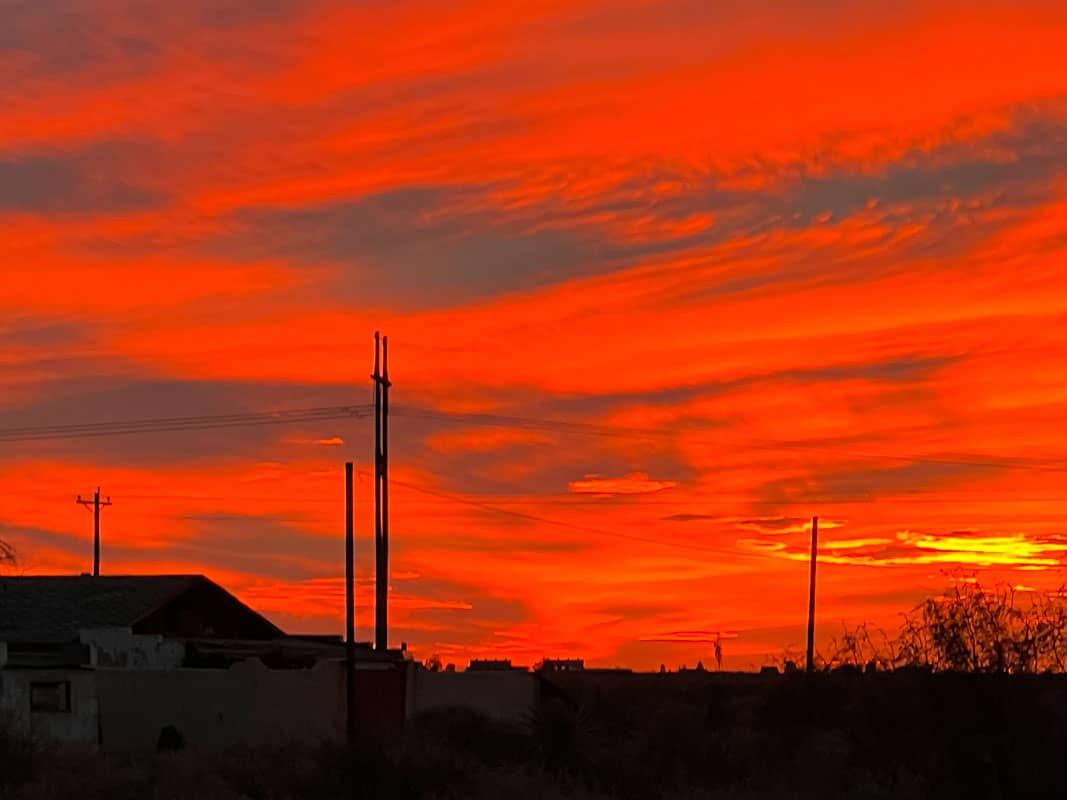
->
[0,575,279,644]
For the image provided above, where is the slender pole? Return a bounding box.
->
[372,332,385,652]
[345,462,356,745]
[806,516,819,672]
[380,335,390,652]
[77,488,112,576]
[93,489,101,577]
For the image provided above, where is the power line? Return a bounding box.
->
[107,495,1067,507]
[0,405,374,443]
[19,485,1067,508]
[4,400,1067,475]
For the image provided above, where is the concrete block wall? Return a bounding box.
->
[408,669,539,722]
[3,658,539,751]
[0,669,99,748]
[96,659,346,752]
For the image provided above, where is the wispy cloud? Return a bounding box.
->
[569,473,679,496]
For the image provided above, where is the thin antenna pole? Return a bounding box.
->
[345,462,356,745]
[76,488,112,576]
[806,515,819,672]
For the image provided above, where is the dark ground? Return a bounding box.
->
[5,671,1067,799]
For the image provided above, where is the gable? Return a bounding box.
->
[134,579,283,640]
[0,575,283,644]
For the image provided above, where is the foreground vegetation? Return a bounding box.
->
[6,668,1067,799]
[825,580,1067,674]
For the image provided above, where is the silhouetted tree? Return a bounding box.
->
[0,540,14,571]
[423,654,444,672]
[827,580,1067,674]
[897,580,1067,673]
[828,621,895,671]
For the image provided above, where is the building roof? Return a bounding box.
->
[467,658,528,671]
[0,575,283,644]
[538,658,585,671]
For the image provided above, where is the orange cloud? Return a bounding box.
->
[569,473,679,496]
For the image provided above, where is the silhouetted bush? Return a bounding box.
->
[825,580,1067,674]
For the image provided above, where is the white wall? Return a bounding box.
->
[408,669,538,722]
[2,657,409,752]
[80,627,186,669]
[0,669,99,748]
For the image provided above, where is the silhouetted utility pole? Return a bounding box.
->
[381,336,391,649]
[372,334,382,649]
[372,333,392,652]
[806,515,819,672]
[344,462,356,745]
[76,488,112,576]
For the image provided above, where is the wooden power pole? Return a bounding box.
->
[76,488,112,576]
[805,515,819,672]
[372,333,392,652]
[381,335,390,651]
[372,333,383,650]
[344,462,356,745]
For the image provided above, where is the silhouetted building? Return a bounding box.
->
[538,658,585,672]
[0,575,282,659]
[0,574,411,750]
[467,658,526,672]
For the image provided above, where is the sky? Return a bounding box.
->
[1,0,1066,670]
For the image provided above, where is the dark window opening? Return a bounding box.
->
[30,681,71,712]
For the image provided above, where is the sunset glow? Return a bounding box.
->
[2,0,1066,670]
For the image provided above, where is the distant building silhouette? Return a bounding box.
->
[467,658,526,671]
[538,658,585,672]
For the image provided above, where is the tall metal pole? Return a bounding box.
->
[345,462,356,745]
[806,515,819,672]
[380,335,390,653]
